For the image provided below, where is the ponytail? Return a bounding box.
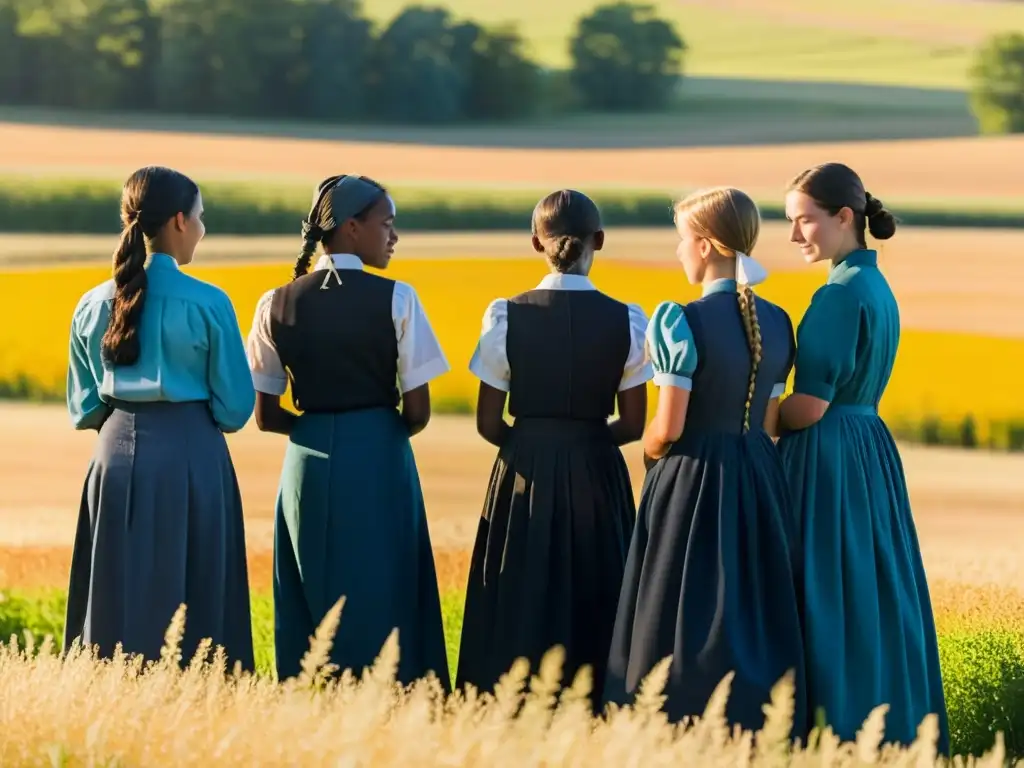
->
[101,220,148,366]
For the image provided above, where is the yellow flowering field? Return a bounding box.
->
[2,258,1022,442]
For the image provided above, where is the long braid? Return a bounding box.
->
[737,284,763,432]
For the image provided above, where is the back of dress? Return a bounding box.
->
[683,288,795,438]
[506,289,631,420]
[813,251,900,408]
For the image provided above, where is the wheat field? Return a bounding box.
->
[0,616,978,767]
[2,402,1024,765]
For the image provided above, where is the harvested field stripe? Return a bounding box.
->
[1,122,1023,204]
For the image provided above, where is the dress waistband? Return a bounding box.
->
[829,404,877,416]
[106,398,208,414]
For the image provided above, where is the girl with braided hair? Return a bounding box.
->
[603,187,807,735]
[64,166,256,671]
[778,162,949,753]
[456,189,653,706]
[245,174,451,689]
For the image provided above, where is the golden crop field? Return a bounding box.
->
[3,120,1024,205]
[3,251,1023,439]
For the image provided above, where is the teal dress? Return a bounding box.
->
[777,249,948,752]
[604,281,806,735]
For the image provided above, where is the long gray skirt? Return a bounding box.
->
[64,400,254,672]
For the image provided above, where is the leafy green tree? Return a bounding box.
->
[299,0,373,121]
[0,0,21,102]
[461,22,542,121]
[366,6,473,123]
[568,1,685,112]
[969,32,1024,135]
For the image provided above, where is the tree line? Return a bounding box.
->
[0,0,685,124]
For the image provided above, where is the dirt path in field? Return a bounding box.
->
[2,120,1023,202]
[2,404,1023,594]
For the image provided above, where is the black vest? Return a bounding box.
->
[506,289,631,420]
[269,269,399,413]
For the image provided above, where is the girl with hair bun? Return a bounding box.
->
[65,165,256,671]
[246,174,451,690]
[778,162,949,753]
[457,189,653,707]
[603,186,807,736]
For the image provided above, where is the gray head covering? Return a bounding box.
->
[300,175,388,289]
[301,175,386,245]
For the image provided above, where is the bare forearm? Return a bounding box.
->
[478,419,510,448]
[608,417,642,447]
[642,423,676,460]
[779,393,828,432]
[257,408,296,435]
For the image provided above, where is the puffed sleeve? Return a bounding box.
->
[646,300,698,390]
[245,289,289,396]
[771,310,797,399]
[792,284,860,402]
[393,282,451,393]
[619,302,655,391]
[468,299,509,392]
[66,299,110,431]
[206,290,256,433]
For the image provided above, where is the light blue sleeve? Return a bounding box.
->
[205,291,256,433]
[66,303,110,431]
[793,284,860,402]
[646,300,698,390]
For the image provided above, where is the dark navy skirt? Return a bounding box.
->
[272,407,451,690]
[603,428,807,735]
[64,400,255,671]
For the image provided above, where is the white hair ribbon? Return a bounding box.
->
[735,252,768,287]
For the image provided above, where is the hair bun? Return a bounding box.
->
[864,192,883,218]
[863,192,897,241]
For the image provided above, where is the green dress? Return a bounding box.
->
[777,249,949,752]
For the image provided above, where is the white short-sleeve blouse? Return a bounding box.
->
[468,272,654,393]
[246,253,450,396]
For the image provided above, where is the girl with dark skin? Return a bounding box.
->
[246,174,451,689]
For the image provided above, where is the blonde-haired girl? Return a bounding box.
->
[603,187,807,735]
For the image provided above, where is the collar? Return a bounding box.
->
[148,252,180,271]
[536,273,595,291]
[829,249,877,283]
[702,277,736,297]
[314,253,365,271]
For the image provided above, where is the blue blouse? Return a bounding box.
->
[66,253,255,432]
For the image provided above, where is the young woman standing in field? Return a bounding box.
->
[602,187,807,735]
[777,162,949,752]
[456,189,652,706]
[246,174,451,689]
[64,166,256,671]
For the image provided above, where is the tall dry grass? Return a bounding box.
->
[1,600,1012,767]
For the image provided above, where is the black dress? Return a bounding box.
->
[456,275,650,705]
